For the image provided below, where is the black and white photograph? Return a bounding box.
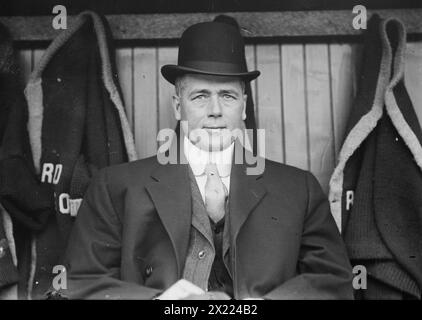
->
[0,0,421,313]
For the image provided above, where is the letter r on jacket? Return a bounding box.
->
[346,190,354,211]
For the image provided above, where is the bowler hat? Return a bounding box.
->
[161,21,260,84]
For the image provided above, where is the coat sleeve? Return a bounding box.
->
[59,168,161,300]
[263,172,354,300]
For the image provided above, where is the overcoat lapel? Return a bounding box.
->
[145,138,191,278]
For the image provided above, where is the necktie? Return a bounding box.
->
[204,162,228,223]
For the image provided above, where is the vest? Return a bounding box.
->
[182,168,232,295]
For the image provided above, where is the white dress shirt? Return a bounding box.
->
[183,136,234,203]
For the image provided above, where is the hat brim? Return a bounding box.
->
[161,65,260,85]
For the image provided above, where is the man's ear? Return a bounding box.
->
[172,94,182,120]
[242,94,247,120]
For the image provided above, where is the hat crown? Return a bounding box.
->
[160,20,260,84]
[177,22,245,72]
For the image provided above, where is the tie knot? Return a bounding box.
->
[205,162,219,177]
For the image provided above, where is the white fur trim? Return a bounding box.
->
[27,234,36,300]
[0,208,18,300]
[24,78,43,174]
[1,206,17,266]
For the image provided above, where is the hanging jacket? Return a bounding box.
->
[0,21,46,300]
[19,11,137,299]
[329,15,422,299]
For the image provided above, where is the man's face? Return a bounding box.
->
[172,74,247,152]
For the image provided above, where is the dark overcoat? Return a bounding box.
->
[62,141,353,299]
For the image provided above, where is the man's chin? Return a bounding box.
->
[188,128,234,152]
[195,140,233,152]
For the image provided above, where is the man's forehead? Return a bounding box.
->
[179,74,244,90]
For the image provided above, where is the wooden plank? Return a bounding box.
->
[256,44,283,162]
[405,41,422,125]
[282,44,308,171]
[305,44,334,193]
[17,49,32,83]
[2,9,421,41]
[133,47,158,159]
[329,43,359,157]
[116,48,134,131]
[157,47,178,142]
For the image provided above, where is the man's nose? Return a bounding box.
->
[207,95,222,117]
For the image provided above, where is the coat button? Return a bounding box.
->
[145,266,153,277]
[198,250,206,259]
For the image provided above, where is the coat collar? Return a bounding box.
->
[145,136,267,277]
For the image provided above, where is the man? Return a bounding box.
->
[59,21,353,299]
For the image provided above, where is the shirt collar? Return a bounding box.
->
[183,135,234,177]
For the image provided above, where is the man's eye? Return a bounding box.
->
[193,94,206,100]
[222,94,236,100]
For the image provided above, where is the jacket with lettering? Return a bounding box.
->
[21,11,136,299]
[329,16,422,299]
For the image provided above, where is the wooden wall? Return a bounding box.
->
[16,40,422,193]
